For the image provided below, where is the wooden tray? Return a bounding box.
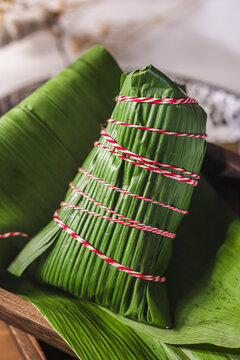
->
[0,288,75,358]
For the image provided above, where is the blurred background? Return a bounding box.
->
[0,0,240,152]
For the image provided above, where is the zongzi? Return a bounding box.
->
[9,65,207,328]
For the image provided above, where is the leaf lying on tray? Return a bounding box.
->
[10,174,239,359]
[17,287,238,360]
[0,45,121,278]
[0,45,122,237]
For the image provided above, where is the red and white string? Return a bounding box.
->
[77,168,188,214]
[101,129,199,179]
[95,141,198,186]
[107,119,207,139]
[0,232,30,239]
[115,95,198,105]
[63,184,176,239]
[53,209,166,283]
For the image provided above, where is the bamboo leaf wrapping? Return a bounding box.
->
[0,45,122,237]
[9,65,206,328]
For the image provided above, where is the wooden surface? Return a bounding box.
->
[0,320,22,360]
[220,142,239,154]
[0,289,76,358]
[0,320,46,360]
[9,325,46,360]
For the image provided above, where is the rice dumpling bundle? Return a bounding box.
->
[10,65,207,328]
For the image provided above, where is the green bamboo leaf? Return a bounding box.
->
[0,46,121,278]
[0,45,122,237]
[177,345,240,360]
[15,279,240,360]
[17,281,160,360]
[103,175,240,348]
